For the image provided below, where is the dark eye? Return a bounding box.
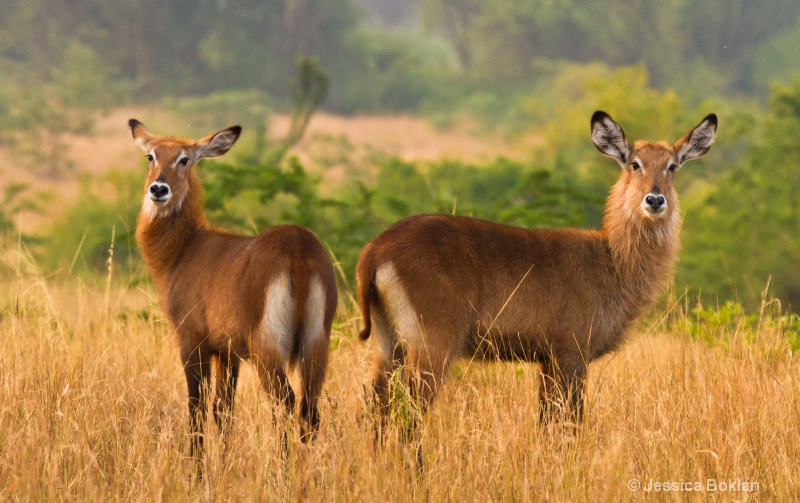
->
[630,161,640,170]
[145,154,153,162]
[668,163,677,172]
[178,157,189,166]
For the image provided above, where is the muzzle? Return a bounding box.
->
[148,181,171,202]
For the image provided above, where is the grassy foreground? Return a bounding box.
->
[1,248,798,501]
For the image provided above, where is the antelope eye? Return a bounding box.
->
[630,161,640,170]
[668,163,677,172]
[145,154,153,162]
[178,157,190,166]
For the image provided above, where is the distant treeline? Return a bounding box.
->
[2,0,800,115]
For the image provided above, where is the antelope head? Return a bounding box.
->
[129,119,241,220]
[591,111,717,223]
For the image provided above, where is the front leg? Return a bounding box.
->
[213,353,241,446]
[539,356,586,425]
[182,345,213,468]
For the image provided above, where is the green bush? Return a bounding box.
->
[678,79,800,307]
[42,170,142,281]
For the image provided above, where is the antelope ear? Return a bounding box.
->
[591,111,631,166]
[129,119,153,151]
[675,114,717,165]
[194,126,242,159]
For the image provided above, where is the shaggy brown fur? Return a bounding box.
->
[357,111,717,424]
[129,120,337,463]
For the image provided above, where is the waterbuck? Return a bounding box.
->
[356,111,717,425]
[129,120,337,463]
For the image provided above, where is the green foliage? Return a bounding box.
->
[678,79,800,306]
[779,314,800,353]
[202,155,322,232]
[3,0,800,120]
[42,170,142,280]
[30,71,800,320]
[201,147,600,282]
[688,301,757,344]
[2,41,130,176]
[509,63,724,196]
[675,297,800,354]
[419,0,800,101]
[201,58,330,231]
[525,64,685,144]
[0,183,41,239]
[746,17,800,94]
[279,58,330,161]
[162,89,271,134]
[369,156,599,229]
[4,0,800,328]
[331,29,458,114]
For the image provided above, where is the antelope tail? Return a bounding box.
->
[356,244,377,340]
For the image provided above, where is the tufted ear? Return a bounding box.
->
[194,126,242,159]
[129,119,154,152]
[674,114,717,165]
[591,111,630,167]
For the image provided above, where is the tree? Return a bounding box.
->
[201,58,330,230]
[420,0,481,78]
[5,42,128,176]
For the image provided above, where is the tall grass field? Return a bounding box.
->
[1,244,798,501]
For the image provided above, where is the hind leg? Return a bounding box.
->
[368,310,404,431]
[253,347,295,459]
[404,339,451,424]
[251,339,296,438]
[297,333,329,442]
[253,350,295,414]
[402,338,452,473]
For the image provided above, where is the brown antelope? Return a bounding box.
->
[357,111,717,425]
[129,120,337,462]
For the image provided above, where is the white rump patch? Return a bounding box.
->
[303,276,326,347]
[375,263,422,355]
[262,272,294,361]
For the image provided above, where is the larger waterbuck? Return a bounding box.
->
[129,120,337,463]
[357,111,717,425]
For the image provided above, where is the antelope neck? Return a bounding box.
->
[136,191,207,282]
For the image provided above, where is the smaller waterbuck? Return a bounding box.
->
[356,111,717,426]
[129,120,337,462]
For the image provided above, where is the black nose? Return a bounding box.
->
[149,183,170,199]
[645,194,666,210]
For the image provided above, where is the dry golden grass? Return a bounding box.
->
[1,247,798,501]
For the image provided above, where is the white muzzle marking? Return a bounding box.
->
[148,182,172,203]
